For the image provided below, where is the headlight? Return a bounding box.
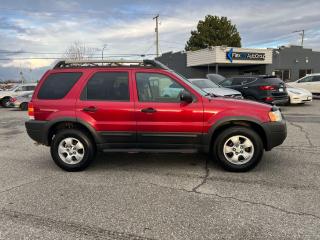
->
[268,110,282,122]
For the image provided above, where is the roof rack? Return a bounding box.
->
[53,59,170,70]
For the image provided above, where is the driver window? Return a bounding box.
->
[136,73,187,102]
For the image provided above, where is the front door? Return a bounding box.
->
[132,70,203,149]
[76,70,136,147]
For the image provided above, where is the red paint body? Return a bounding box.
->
[31,68,272,134]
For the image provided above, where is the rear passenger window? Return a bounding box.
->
[81,72,129,101]
[26,86,36,91]
[38,72,82,99]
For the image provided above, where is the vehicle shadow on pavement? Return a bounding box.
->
[89,152,223,173]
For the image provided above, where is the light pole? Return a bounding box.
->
[293,30,304,47]
[102,44,108,60]
[153,14,159,57]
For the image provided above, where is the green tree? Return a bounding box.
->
[185,15,241,51]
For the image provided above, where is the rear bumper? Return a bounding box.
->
[262,120,287,151]
[271,96,289,105]
[25,120,49,145]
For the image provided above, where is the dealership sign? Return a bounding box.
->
[226,48,265,63]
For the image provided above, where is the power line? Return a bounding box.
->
[0,54,157,61]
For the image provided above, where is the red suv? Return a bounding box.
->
[25,60,286,172]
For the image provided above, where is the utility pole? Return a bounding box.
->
[153,14,159,57]
[102,44,108,60]
[293,30,305,47]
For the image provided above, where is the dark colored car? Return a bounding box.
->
[219,75,289,105]
[25,60,287,172]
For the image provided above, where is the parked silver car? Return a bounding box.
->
[188,78,243,98]
[206,73,226,84]
[10,92,33,110]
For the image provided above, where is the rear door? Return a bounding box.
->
[76,70,136,147]
[132,70,203,149]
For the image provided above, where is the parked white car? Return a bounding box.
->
[10,92,33,110]
[289,74,320,97]
[286,85,312,104]
[0,83,37,107]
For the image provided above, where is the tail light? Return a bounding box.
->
[28,102,34,120]
[10,97,16,102]
[260,85,275,90]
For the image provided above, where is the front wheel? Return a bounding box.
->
[1,98,11,108]
[50,129,95,171]
[212,126,264,172]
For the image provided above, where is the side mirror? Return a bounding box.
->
[180,91,193,103]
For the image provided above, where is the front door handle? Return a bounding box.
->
[243,86,249,89]
[83,106,98,112]
[141,107,157,113]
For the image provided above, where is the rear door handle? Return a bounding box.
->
[141,107,157,113]
[243,86,249,89]
[83,106,98,112]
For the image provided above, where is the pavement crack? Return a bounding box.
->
[144,181,320,222]
[289,121,314,147]
[191,158,209,193]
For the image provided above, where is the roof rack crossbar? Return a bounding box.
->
[53,59,169,70]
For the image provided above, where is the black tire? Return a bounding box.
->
[20,102,28,111]
[212,126,264,172]
[1,98,11,108]
[246,95,256,101]
[50,129,95,171]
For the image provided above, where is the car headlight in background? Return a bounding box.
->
[269,110,282,122]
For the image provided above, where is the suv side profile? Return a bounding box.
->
[25,60,287,172]
[219,76,289,105]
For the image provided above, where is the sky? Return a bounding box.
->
[1,0,320,81]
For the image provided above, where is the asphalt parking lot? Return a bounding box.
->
[0,101,320,240]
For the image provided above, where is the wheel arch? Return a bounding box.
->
[46,118,101,146]
[206,117,268,153]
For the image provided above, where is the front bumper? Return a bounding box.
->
[25,120,49,145]
[290,95,312,104]
[262,120,287,151]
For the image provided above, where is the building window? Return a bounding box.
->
[299,69,312,79]
[273,69,291,82]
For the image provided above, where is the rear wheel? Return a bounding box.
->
[20,102,28,111]
[50,129,95,171]
[212,126,264,172]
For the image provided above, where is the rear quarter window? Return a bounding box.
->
[37,72,82,100]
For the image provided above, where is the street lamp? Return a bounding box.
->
[102,44,108,60]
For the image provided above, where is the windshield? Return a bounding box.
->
[169,71,208,96]
[191,79,219,89]
[207,74,225,82]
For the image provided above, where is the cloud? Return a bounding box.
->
[0,0,320,80]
